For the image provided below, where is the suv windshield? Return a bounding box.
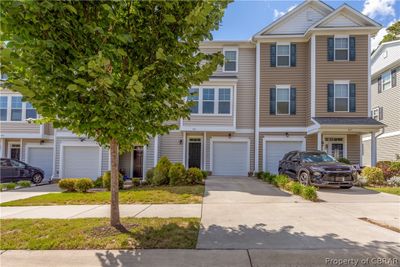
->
[302,153,337,163]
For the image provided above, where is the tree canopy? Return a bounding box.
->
[380,20,400,44]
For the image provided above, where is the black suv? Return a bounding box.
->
[0,158,44,184]
[278,151,356,188]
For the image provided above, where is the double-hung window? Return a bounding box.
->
[382,70,391,91]
[334,83,349,112]
[276,87,290,115]
[334,37,349,60]
[276,44,290,67]
[25,102,37,119]
[202,88,215,114]
[223,49,238,72]
[218,88,231,114]
[11,96,22,121]
[188,88,199,114]
[0,96,7,121]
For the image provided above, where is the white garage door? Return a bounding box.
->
[63,146,100,179]
[265,141,303,174]
[27,147,53,179]
[213,141,249,176]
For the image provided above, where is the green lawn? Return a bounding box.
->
[0,217,199,249]
[0,185,204,206]
[365,186,400,196]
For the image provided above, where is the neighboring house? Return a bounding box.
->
[0,0,384,179]
[362,40,400,165]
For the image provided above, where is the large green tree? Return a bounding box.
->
[380,20,400,44]
[1,0,230,227]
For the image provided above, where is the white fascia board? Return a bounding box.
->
[180,126,236,132]
[259,127,307,133]
[0,133,48,139]
[362,131,400,141]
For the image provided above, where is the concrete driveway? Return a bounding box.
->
[197,176,400,254]
[0,184,60,203]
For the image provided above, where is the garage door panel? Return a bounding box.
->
[265,141,302,174]
[27,147,53,179]
[63,146,100,179]
[213,141,248,176]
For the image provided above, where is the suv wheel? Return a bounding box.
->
[298,172,310,186]
[32,173,43,184]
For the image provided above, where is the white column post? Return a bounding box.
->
[153,135,159,167]
[368,34,371,117]
[182,132,186,167]
[311,34,316,118]
[370,132,377,166]
[254,41,260,172]
[317,131,322,151]
[203,132,206,171]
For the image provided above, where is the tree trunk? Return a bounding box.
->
[110,138,121,227]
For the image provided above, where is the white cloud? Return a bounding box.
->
[362,0,396,19]
[371,19,398,52]
[273,4,298,19]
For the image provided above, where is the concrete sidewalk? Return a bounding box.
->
[0,204,201,219]
[1,249,399,267]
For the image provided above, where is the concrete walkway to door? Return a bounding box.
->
[197,176,400,254]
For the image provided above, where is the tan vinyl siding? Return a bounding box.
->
[306,41,312,125]
[159,131,183,163]
[315,35,369,117]
[362,139,371,166]
[44,123,54,136]
[260,42,308,127]
[371,66,400,133]
[183,116,234,127]
[363,135,400,166]
[306,134,317,151]
[0,122,41,134]
[347,134,360,164]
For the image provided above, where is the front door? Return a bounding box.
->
[188,138,201,168]
[9,144,21,160]
[133,146,143,178]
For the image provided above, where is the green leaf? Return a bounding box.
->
[156,48,166,60]
[65,4,77,15]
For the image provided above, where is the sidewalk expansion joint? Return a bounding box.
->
[132,204,152,217]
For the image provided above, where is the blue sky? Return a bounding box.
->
[212,0,400,50]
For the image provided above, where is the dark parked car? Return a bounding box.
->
[278,151,357,188]
[0,158,44,184]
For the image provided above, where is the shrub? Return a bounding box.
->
[256,172,264,179]
[248,171,254,177]
[387,176,400,187]
[338,157,351,164]
[389,162,400,176]
[284,181,295,191]
[274,174,290,188]
[94,176,103,188]
[186,168,203,184]
[0,184,4,191]
[169,163,187,186]
[140,180,149,186]
[132,178,141,187]
[58,178,78,192]
[361,167,385,185]
[263,172,275,184]
[376,161,396,179]
[291,182,304,195]
[354,176,368,187]
[145,168,155,184]
[201,170,208,180]
[74,178,94,193]
[302,186,318,201]
[6,183,16,190]
[152,156,172,185]
[102,171,124,191]
[17,180,31,188]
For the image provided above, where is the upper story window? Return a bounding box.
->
[188,87,232,115]
[334,83,349,112]
[276,44,290,67]
[223,49,238,72]
[270,86,296,115]
[378,68,397,93]
[25,102,37,119]
[334,37,349,61]
[11,96,22,121]
[0,95,37,122]
[276,87,290,115]
[0,96,7,121]
[382,70,392,91]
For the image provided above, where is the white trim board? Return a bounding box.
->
[362,131,400,141]
[259,127,307,133]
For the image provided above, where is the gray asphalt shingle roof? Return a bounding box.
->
[313,117,385,126]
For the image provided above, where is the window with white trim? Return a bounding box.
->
[0,96,7,121]
[334,37,349,60]
[0,95,38,122]
[202,88,215,114]
[218,88,231,114]
[188,88,199,114]
[223,50,237,72]
[25,102,37,119]
[334,83,349,112]
[11,96,22,121]
[276,44,290,67]
[276,87,290,115]
[382,70,391,91]
[372,107,379,120]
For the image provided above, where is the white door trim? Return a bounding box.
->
[186,136,203,168]
[7,141,21,160]
[59,141,102,178]
[323,134,347,158]
[262,136,306,172]
[210,137,250,173]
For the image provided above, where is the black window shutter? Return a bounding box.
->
[290,44,296,67]
[270,88,276,115]
[270,44,276,67]
[378,76,382,93]
[327,37,334,61]
[290,88,296,115]
[379,107,383,120]
[391,69,397,87]
[349,83,356,112]
[327,83,334,112]
[349,37,356,61]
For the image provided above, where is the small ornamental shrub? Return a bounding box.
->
[256,172,264,179]
[362,167,385,185]
[74,178,94,193]
[376,161,399,180]
[263,173,276,184]
[146,168,155,184]
[302,186,318,201]
[387,176,400,187]
[141,180,149,186]
[58,178,78,192]
[94,177,103,188]
[291,182,304,195]
[285,181,295,191]
[201,170,208,180]
[6,183,16,190]
[186,168,203,184]
[0,184,4,191]
[152,156,172,185]
[338,158,351,164]
[389,162,400,176]
[274,175,290,188]
[102,171,124,191]
[132,178,141,187]
[17,180,31,188]
[169,163,187,186]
